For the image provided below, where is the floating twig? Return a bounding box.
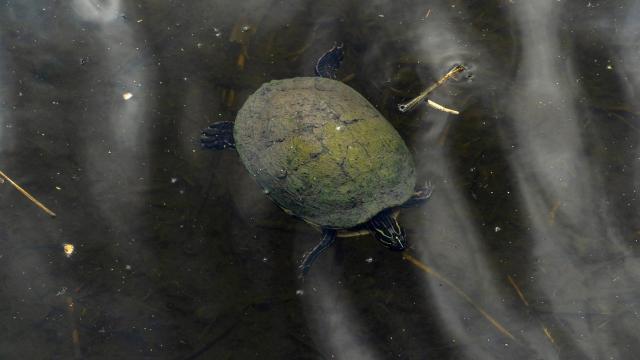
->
[398,64,464,113]
[427,99,460,115]
[507,275,529,306]
[0,170,56,217]
[403,253,515,340]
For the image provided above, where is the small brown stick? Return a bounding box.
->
[437,122,452,146]
[340,73,356,83]
[507,275,556,345]
[398,64,465,113]
[66,296,82,359]
[0,170,56,217]
[507,275,529,306]
[548,201,561,225]
[404,253,515,340]
[542,326,556,344]
[336,229,370,238]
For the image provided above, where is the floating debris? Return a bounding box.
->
[63,243,75,257]
[122,92,133,100]
[0,170,56,217]
[230,18,255,58]
[56,287,68,296]
[507,275,528,306]
[365,257,374,263]
[398,64,464,113]
[427,99,459,115]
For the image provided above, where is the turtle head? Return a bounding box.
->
[368,210,407,251]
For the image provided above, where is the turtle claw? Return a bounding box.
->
[200,121,235,150]
[401,181,434,208]
[415,181,434,201]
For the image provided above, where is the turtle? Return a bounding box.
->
[201,44,432,276]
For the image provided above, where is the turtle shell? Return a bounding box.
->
[234,77,416,229]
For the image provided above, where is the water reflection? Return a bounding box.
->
[72,0,121,24]
[1,0,639,359]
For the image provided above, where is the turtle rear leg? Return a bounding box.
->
[200,121,235,150]
[298,229,337,278]
[401,181,433,208]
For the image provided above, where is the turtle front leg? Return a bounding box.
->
[401,181,433,208]
[315,42,344,79]
[200,121,235,150]
[299,229,336,278]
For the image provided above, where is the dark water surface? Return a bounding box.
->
[1,0,639,359]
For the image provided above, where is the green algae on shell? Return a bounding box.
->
[233,77,416,229]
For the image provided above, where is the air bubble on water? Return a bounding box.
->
[296,289,304,296]
[170,177,178,184]
[494,226,501,232]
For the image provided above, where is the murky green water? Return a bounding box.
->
[1,1,639,359]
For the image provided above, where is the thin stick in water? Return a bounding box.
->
[0,170,57,217]
[398,64,465,113]
[403,253,515,340]
[507,275,556,345]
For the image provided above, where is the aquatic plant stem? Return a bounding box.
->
[0,170,56,217]
[403,253,515,340]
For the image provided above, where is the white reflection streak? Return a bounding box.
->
[72,0,150,236]
[71,0,120,24]
[619,3,640,197]
[309,276,380,360]
[0,53,5,152]
[508,1,628,358]
[410,4,554,358]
